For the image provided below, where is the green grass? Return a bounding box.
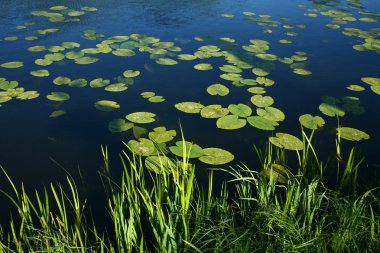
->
[0,129,379,252]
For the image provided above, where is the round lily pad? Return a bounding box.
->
[247,116,279,130]
[112,49,136,57]
[228,104,252,117]
[94,100,120,112]
[44,53,64,62]
[371,86,380,95]
[207,84,229,96]
[108,118,134,133]
[216,115,247,130]
[247,87,266,94]
[1,61,24,68]
[198,148,234,165]
[17,91,39,100]
[127,138,156,156]
[200,105,229,118]
[126,112,156,124]
[148,96,165,103]
[337,127,370,141]
[30,69,50,77]
[269,133,303,150]
[299,114,325,130]
[220,73,242,81]
[346,84,365,91]
[141,92,156,98]
[123,70,140,78]
[175,102,204,113]
[105,83,127,92]
[155,58,178,65]
[28,46,46,52]
[75,57,98,64]
[46,92,70,101]
[319,103,345,117]
[50,110,66,118]
[257,107,285,121]
[293,68,312,75]
[35,59,53,66]
[361,77,380,86]
[90,78,110,88]
[250,95,274,107]
[65,51,85,60]
[252,68,270,76]
[53,76,71,86]
[194,63,213,71]
[219,65,242,73]
[69,78,87,88]
[169,141,203,158]
[148,126,177,143]
[178,54,197,60]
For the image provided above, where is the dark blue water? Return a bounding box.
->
[0,0,380,219]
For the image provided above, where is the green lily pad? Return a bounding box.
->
[178,54,197,60]
[148,126,177,143]
[337,127,370,141]
[169,141,204,158]
[53,76,71,86]
[219,65,242,73]
[247,116,279,130]
[319,103,345,117]
[175,102,204,113]
[35,59,53,66]
[194,63,213,71]
[228,104,252,117]
[256,77,275,86]
[105,83,128,92]
[148,96,165,103]
[44,53,64,61]
[293,68,312,75]
[108,118,134,133]
[28,46,46,52]
[198,148,234,165]
[269,133,303,150]
[69,78,87,88]
[126,112,156,124]
[0,81,18,90]
[94,100,120,112]
[262,164,293,184]
[48,46,65,53]
[346,84,365,91]
[30,69,50,77]
[16,91,39,100]
[46,92,70,101]
[49,110,66,118]
[371,86,380,95]
[127,138,156,156]
[361,77,380,86]
[206,84,229,96]
[299,114,325,130]
[90,78,110,88]
[61,42,80,49]
[201,105,229,118]
[65,51,85,60]
[252,68,270,76]
[250,95,274,107]
[0,96,12,103]
[220,73,242,81]
[255,53,278,61]
[123,70,140,78]
[247,87,266,94]
[216,115,246,130]
[75,57,98,64]
[112,49,136,57]
[155,58,178,65]
[141,92,156,98]
[1,61,24,68]
[257,107,285,121]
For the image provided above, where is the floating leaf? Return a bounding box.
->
[257,107,285,121]
[169,141,203,158]
[247,87,266,94]
[178,54,197,60]
[148,127,177,143]
[293,68,312,75]
[65,51,84,59]
[346,84,365,91]
[252,68,270,76]
[44,53,64,62]
[123,70,140,78]
[141,92,156,98]
[299,114,325,130]
[201,105,229,118]
[127,138,156,156]
[262,164,293,184]
[94,100,120,112]
[148,96,165,103]
[69,78,87,88]
[194,63,213,71]
[319,103,345,117]
[35,59,53,66]
[219,65,242,73]
[105,83,127,92]
[247,116,279,130]
[216,115,246,130]
[28,45,46,52]
[50,110,66,118]
[145,156,175,174]
[371,86,380,95]
[1,61,24,68]
[361,77,380,86]
[206,84,229,96]
[228,104,252,117]
[126,112,156,124]
[17,91,39,100]
[337,127,370,141]
[220,73,242,81]
[155,58,178,65]
[250,95,274,107]
[175,102,204,113]
[112,49,135,57]
[108,118,134,133]
[0,81,18,90]
[46,92,70,101]
[198,148,234,165]
[90,78,110,88]
[30,69,49,77]
[75,57,98,64]
[269,133,303,150]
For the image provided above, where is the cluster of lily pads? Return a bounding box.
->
[0,77,39,106]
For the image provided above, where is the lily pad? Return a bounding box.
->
[94,100,120,112]
[371,86,380,95]
[206,84,229,96]
[299,114,325,130]
[319,103,345,117]
[247,87,266,94]
[198,148,234,165]
[90,78,110,88]
[228,104,252,117]
[194,63,213,71]
[361,77,380,86]
[337,127,370,141]
[105,83,128,92]
[126,112,156,124]
[219,65,242,73]
[53,76,71,86]
[293,68,312,75]
[252,68,270,76]
[123,70,140,78]
[247,116,279,130]
[46,92,70,101]
[257,107,285,121]
[175,102,204,113]
[216,115,246,130]
[30,69,49,77]
[69,78,87,88]
[169,141,203,158]
[148,96,165,103]
[145,156,175,174]
[269,133,303,150]
[201,105,229,118]
[49,110,66,118]
[141,92,155,98]
[44,53,64,62]
[112,49,136,57]
[35,59,53,66]
[75,57,98,64]
[262,164,293,184]
[250,95,274,107]
[127,138,156,156]
[108,118,134,133]
[220,73,242,81]
[148,126,177,143]
[178,54,197,60]
[155,58,178,65]
[28,46,46,52]
[65,51,85,60]
[1,61,24,68]
[346,84,365,91]
[17,91,39,100]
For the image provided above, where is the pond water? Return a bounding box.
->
[0,0,380,212]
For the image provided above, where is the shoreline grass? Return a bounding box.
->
[0,129,379,252]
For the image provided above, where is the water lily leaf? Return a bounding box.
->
[201,105,229,118]
[141,92,155,98]
[65,51,84,59]
[194,63,213,71]
[127,138,156,156]
[105,83,127,92]
[250,95,274,107]
[46,92,70,101]
[0,81,18,90]
[319,103,345,117]
[112,49,135,57]
[108,118,134,133]
[178,54,197,60]
[145,156,175,174]
[155,58,178,65]
[293,68,312,75]
[256,77,275,86]
[94,100,120,112]
[220,73,242,81]
[255,53,278,61]
[50,6,68,11]
[16,91,39,100]
[346,84,365,91]
[247,116,279,130]
[153,41,174,49]
[228,104,252,117]
[252,68,270,76]
[216,115,246,130]
[30,69,49,77]
[1,61,24,68]
[123,70,140,78]
[198,148,234,165]
[262,164,293,184]
[49,110,66,118]
[61,42,80,49]
[44,53,64,61]
[257,107,285,121]
[35,59,53,66]
[52,76,71,86]
[269,133,303,150]
[361,77,380,86]
[28,45,46,52]
[207,84,229,96]
[90,78,110,88]
[337,127,370,141]
[148,126,177,143]
[0,96,12,103]
[169,141,203,158]
[69,78,87,88]
[67,10,85,17]
[48,46,65,53]
[126,112,156,124]
[219,65,242,73]
[371,86,380,95]
[247,87,266,94]
[81,6,97,11]
[75,57,98,64]
[299,114,325,130]
[148,96,165,102]
[175,102,204,113]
